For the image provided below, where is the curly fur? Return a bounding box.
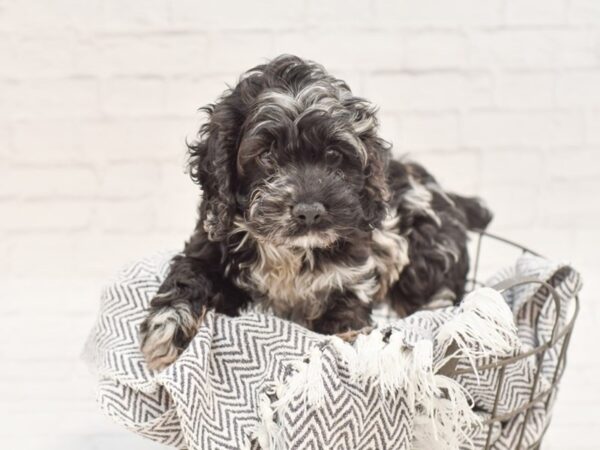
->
[140,55,493,370]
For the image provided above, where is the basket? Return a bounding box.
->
[450,230,580,450]
[86,231,580,450]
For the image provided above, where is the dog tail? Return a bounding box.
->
[450,194,494,231]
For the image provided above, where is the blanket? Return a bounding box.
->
[84,252,581,449]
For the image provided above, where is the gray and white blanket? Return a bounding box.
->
[84,252,581,449]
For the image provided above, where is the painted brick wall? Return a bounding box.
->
[1,1,599,448]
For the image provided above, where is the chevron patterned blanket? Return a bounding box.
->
[84,252,581,450]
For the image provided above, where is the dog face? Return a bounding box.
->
[236,87,377,248]
[189,55,391,247]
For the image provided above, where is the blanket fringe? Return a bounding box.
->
[355,329,412,393]
[251,346,328,450]
[252,287,516,450]
[275,346,326,408]
[435,287,518,377]
[251,393,285,450]
[412,374,481,450]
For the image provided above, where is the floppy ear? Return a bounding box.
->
[346,99,391,229]
[188,94,244,241]
[361,135,391,228]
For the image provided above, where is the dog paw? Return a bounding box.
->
[336,326,374,343]
[139,300,198,371]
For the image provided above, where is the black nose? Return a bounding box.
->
[292,202,325,226]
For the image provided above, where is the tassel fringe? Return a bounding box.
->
[252,287,516,450]
[435,287,518,377]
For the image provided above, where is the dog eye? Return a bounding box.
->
[325,149,343,166]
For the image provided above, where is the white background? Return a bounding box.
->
[1,0,599,448]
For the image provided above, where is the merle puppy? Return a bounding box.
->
[140,55,492,370]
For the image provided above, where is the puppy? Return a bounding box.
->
[140,55,492,370]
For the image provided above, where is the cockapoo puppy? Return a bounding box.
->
[140,55,492,370]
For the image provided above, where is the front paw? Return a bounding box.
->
[336,326,375,343]
[139,298,198,371]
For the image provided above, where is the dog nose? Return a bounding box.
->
[292,202,325,226]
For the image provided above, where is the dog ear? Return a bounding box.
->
[361,136,391,228]
[346,99,391,229]
[188,94,244,241]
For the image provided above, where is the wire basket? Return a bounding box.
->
[447,230,580,450]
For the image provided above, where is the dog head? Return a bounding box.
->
[189,55,390,248]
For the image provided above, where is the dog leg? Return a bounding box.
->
[311,292,373,336]
[139,252,215,371]
[336,326,375,343]
[140,293,202,371]
[448,193,493,230]
[139,233,250,371]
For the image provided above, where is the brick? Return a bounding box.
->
[0,80,19,119]
[100,77,166,116]
[377,113,403,154]
[0,359,91,382]
[469,30,556,70]
[546,147,600,180]
[307,0,376,29]
[365,73,493,112]
[587,112,600,144]
[0,200,92,232]
[94,198,156,233]
[99,0,170,31]
[0,124,12,160]
[98,35,210,77]
[13,120,84,164]
[99,162,161,199]
[569,0,600,24]
[481,148,543,184]
[8,78,99,119]
[557,71,600,107]
[558,340,600,393]
[3,235,82,278]
[472,29,600,70]
[0,411,117,436]
[502,228,576,262]
[373,0,503,27]
[397,113,460,150]
[0,316,93,359]
[0,166,99,199]
[554,30,600,69]
[6,37,76,78]
[165,76,235,116]
[0,436,94,450]
[1,276,102,314]
[171,0,305,30]
[0,0,101,35]
[496,72,555,108]
[410,149,481,193]
[69,233,184,277]
[274,31,405,72]
[0,34,15,78]
[86,434,173,450]
[506,0,567,25]
[574,229,600,268]
[79,118,192,163]
[545,423,600,449]
[404,32,468,70]
[463,111,583,147]
[0,237,10,273]
[539,179,600,227]
[480,183,540,228]
[205,33,275,74]
[155,163,198,232]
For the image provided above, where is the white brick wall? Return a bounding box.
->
[1,1,599,448]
